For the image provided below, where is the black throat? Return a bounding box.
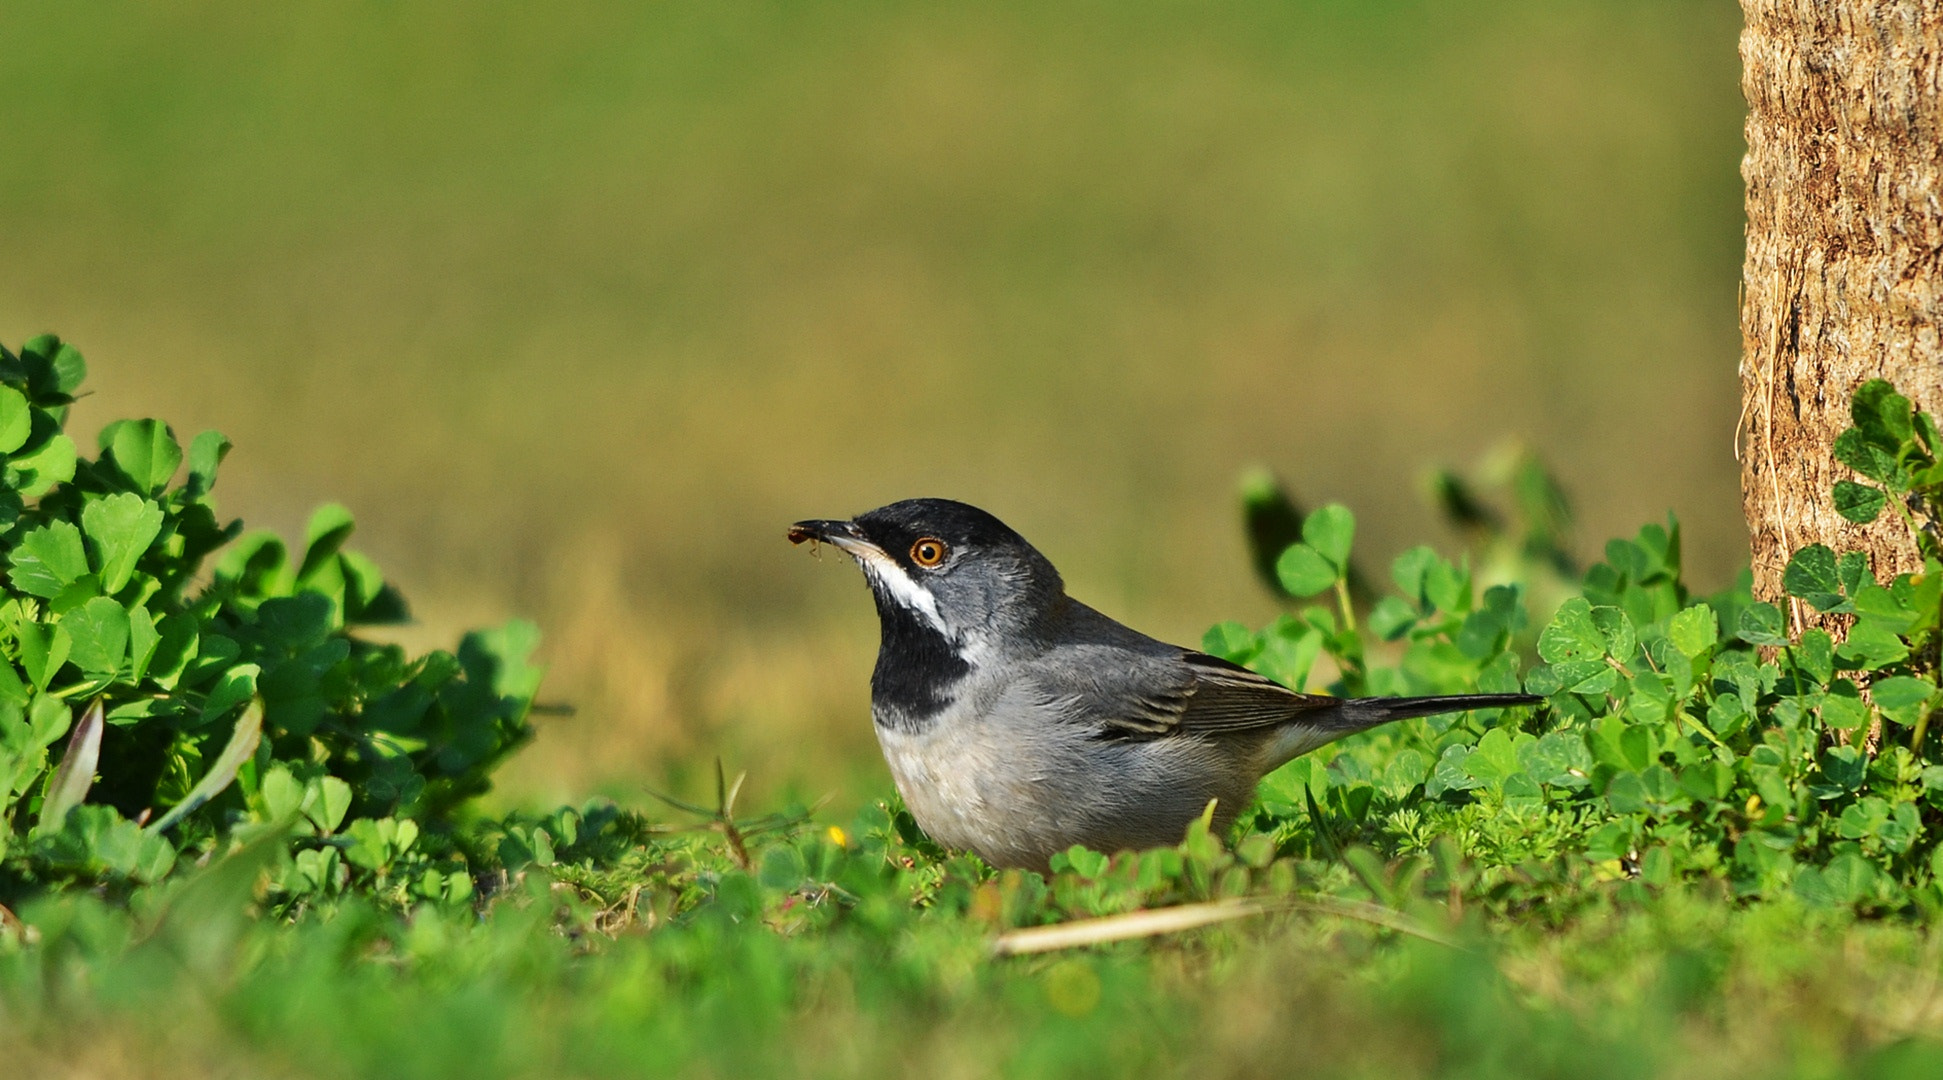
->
[868,591,970,733]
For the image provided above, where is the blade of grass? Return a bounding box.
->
[992,899,1268,956]
[1294,895,1465,950]
[990,894,1465,957]
[34,697,103,836]
[147,699,263,833]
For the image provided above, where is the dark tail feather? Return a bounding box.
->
[1331,693,1544,731]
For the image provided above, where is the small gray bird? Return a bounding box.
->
[790,498,1540,871]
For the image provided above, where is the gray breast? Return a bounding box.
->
[872,681,1266,870]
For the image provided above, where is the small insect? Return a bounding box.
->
[786,524,823,557]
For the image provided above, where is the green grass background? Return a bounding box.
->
[0,0,1745,810]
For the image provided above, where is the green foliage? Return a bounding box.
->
[7,766,1943,1078]
[1203,380,1943,917]
[1828,380,1943,551]
[0,337,541,902]
[1239,467,1309,598]
[12,358,1943,1075]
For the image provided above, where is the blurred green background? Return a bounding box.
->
[0,1,1745,810]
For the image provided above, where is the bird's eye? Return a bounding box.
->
[910,537,949,568]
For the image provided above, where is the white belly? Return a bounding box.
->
[873,720,1009,856]
[870,704,1262,870]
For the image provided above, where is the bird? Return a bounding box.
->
[789,498,1542,871]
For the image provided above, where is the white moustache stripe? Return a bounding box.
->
[852,549,950,635]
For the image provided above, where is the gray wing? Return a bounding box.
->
[1017,646,1342,741]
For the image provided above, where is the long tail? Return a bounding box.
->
[1266,691,1538,769]
[1268,693,1543,767]
[1330,693,1545,731]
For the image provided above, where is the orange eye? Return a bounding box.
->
[910,537,949,568]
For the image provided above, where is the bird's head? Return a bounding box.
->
[789,498,1065,649]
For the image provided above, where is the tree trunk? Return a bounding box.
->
[1739,0,1943,629]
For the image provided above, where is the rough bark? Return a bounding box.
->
[1739,0,1943,630]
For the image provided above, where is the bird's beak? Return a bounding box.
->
[788,518,877,554]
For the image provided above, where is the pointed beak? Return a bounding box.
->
[788,518,877,553]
